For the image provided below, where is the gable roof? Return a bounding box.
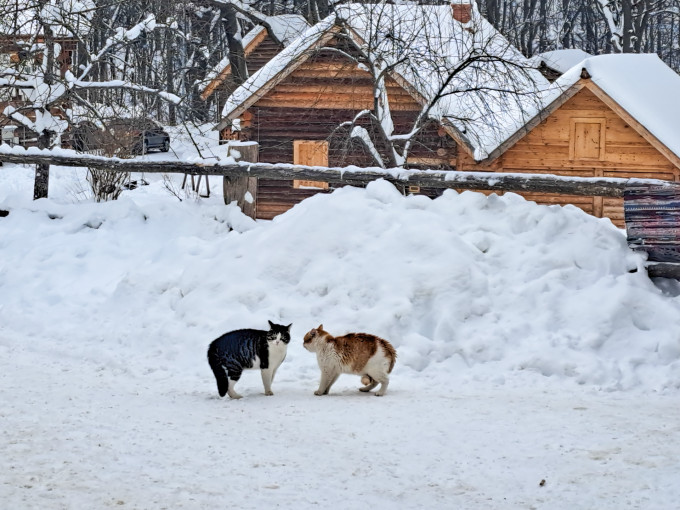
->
[199,14,309,100]
[485,53,680,168]
[218,3,552,162]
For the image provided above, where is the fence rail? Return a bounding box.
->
[0,149,671,198]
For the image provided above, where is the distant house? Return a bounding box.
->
[199,15,309,120]
[0,33,78,147]
[218,3,680,225]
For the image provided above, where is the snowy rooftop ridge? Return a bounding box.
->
[533,48,593,74]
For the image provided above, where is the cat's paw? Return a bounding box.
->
[314,390,324,396]
[265,390,274,396]
[228,393,243,400]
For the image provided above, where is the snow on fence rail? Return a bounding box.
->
[0,146,672,198]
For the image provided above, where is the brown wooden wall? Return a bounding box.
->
[487,87,680,226]
[233,37,457,219]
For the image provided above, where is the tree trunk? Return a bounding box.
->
[34,130,52,200]
[34,3,54,200]
[223,6,248,86]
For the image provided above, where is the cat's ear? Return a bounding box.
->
[286,323,292,330]
[318,324,323,330]
[268,320,274,328]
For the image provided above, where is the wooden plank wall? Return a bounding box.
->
[235,37,458,219]
[494,87,679,226]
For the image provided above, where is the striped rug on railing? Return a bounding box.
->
[624,182,680,263]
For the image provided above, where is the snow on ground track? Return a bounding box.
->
[3,346,680,509]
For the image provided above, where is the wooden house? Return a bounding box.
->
[217,3,680,225]
[199,15,308,120]
[484,53,680,226]
[0,34,78,147]
[217,2,545,219]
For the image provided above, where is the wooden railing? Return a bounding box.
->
[0,147,666,198]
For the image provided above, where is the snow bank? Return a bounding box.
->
[1,177,679,393]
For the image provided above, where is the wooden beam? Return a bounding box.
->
[0,150,662,197]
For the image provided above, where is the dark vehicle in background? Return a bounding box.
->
[109,118,170,154]
[70,119,170,155]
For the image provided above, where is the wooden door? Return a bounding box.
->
[293,140,329,189]
[570,118,606,160]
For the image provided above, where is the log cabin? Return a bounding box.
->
[217,2,680,226]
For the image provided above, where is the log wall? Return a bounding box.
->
[233,37,457,219]
[213,36,285,118]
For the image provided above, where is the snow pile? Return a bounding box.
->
[1,177,679,392]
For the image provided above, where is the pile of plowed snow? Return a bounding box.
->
[1,178,679,392]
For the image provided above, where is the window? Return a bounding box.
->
[293,140,329,189]
[570,118,606,160]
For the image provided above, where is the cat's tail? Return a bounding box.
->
[207,347,229,398]
[379,339,397,373]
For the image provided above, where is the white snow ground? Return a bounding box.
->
[2,144,680,509]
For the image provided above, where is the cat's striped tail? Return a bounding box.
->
[207,347,229,398]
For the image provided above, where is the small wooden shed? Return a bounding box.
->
[482,54,680,226]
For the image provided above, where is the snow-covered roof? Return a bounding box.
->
[533,49,592,74]
[220,3,552,162]
[550,53,680,165]
[485,53,680,166]
[266,14,309,46]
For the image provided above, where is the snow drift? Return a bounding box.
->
[1,178,679,393]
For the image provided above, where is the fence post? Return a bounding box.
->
[223,142,258,219]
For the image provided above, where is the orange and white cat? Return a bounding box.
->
[303,325,397,396]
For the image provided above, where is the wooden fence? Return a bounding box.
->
[0,147,658,200]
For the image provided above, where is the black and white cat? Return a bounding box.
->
[207,321,292,399]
